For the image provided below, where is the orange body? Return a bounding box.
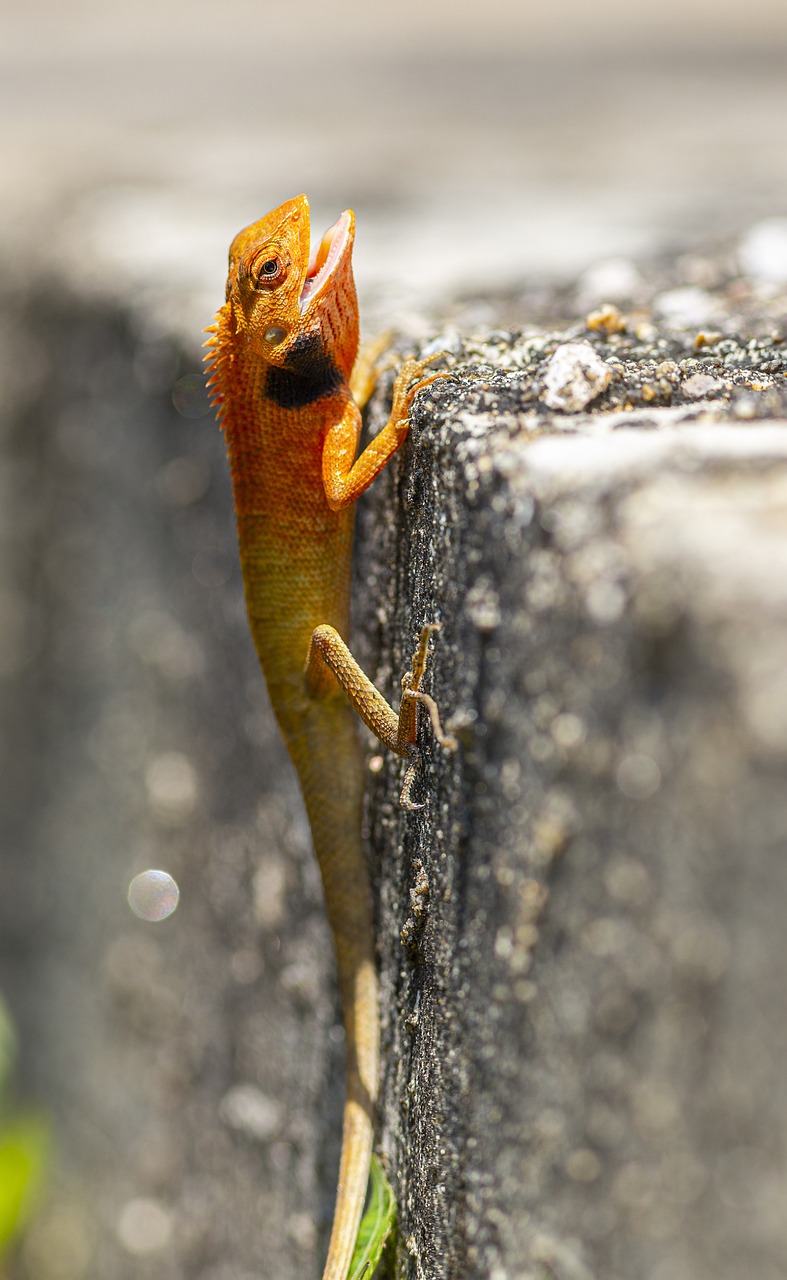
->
[207,195,454,1280]
[206,195,433,1280]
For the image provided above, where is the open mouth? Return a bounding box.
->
[299,210,353,313]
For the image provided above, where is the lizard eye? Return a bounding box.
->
[251,254,284,287]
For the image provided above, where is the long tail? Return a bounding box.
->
[290,710,379,1280]
[321,953,379,1280]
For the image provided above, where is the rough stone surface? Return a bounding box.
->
[358,266,787,1280]
[1,241,787,1280]
[542,342,613,412]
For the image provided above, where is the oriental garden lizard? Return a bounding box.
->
[204,195,456,1280]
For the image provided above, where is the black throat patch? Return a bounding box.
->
[265,332,342,409]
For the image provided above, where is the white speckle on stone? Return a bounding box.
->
[738,217,787,285]
[653,287,720,327]
[420,328,463,358]
[117,1198,172,1255]
[219,1084,282,1141]
[682,373,723,399]
[542,342,612,413]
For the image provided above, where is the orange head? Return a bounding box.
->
[224,194,359,384]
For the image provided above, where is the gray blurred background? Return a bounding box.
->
[3,0,787,330]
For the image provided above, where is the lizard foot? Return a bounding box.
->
[398,624,457,808]
[391,352,453,430]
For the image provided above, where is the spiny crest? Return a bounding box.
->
[202,304,234,427]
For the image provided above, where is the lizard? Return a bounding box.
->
[204,194,456,1280]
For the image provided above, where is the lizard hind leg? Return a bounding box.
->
[306,624,401,751]
[306,622,457,808]
[349,331,395,409]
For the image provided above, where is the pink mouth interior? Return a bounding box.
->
[300,211,351,312]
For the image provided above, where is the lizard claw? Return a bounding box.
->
[391,352,454,419]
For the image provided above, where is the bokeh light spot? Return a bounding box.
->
[127,870,180,922]
[116,1198,172,1254]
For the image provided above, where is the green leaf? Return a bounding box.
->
[0,1114,50,1253]
[348,1155,396,1280]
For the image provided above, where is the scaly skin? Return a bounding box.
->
[205,195,454,1280]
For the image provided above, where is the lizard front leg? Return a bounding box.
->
[322,353,450,511]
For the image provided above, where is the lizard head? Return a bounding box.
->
[224,194,359,381]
